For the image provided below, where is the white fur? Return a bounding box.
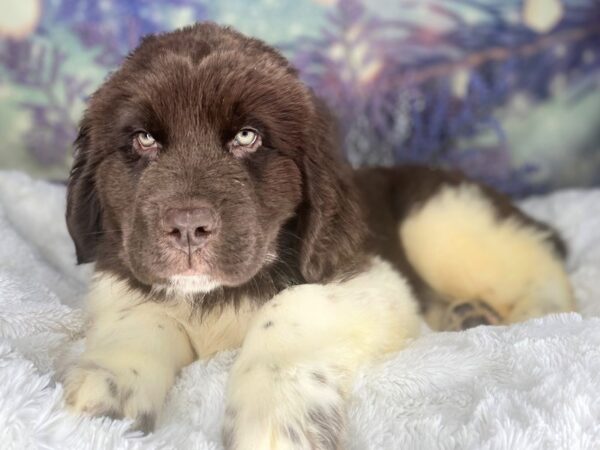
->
[400,184,575,327]
[154,274,221,295]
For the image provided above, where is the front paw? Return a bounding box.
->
[63,361,156,432]
[223,364,345,450]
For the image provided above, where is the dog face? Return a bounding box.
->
[67,23,366,296]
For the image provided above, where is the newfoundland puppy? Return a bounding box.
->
[63,22,574,449]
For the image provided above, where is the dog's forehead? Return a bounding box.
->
[125,29,294,98]
[113,46,311,139]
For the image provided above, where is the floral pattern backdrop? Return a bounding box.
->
[0,0,599,196]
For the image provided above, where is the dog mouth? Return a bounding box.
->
[124,206,280,295]
[147,246,281,296]
[147,250,224,294]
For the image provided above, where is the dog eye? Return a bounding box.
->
[234,129,257,146]
[133,131,160,159]
[228,127,261,157]
[136,132,156,148]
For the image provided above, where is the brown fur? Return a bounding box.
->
[63,23,576,446]
[67,22,368,314]
[67,21,567,320]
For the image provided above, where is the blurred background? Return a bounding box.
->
[0,0,599,196]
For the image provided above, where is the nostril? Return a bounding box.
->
[194,226,209,239]
[168,228,182,240]
[163,207,216,252]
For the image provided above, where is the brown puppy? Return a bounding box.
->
[64,22,574,449]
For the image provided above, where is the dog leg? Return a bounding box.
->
[63,274,195,432]
[222,257,420,450]
[401,184,575,331]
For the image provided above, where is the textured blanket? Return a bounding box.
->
[0,171,599,450]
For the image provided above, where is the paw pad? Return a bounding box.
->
[446,300,502,330]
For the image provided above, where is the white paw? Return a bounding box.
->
[63,361,157,432]
[223,362,345,450]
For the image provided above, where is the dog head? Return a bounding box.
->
[67,23,366,297]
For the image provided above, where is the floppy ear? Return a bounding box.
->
[298,99,368,282]
[66,118,103,264]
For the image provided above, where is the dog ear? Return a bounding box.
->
[298,99,368,282]
[66,118,103,264]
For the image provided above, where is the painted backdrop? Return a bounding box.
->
[0,0,599,195]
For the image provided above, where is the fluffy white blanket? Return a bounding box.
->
[0,171,599,450]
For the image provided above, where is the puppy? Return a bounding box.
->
[63,22,574,449]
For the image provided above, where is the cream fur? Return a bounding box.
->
[64,258,421,448]
[64,275,196,426]
[224,257,420,449]
[64,274,258,427]
[400,184,575,328]
[167,295,258,360]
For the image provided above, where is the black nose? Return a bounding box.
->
[163,207,216,254]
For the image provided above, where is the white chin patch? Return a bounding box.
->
[156,274,221,296]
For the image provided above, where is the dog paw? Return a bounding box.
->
[63,361,156,433]
[445,300,502,331]
[223,364,345,450]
